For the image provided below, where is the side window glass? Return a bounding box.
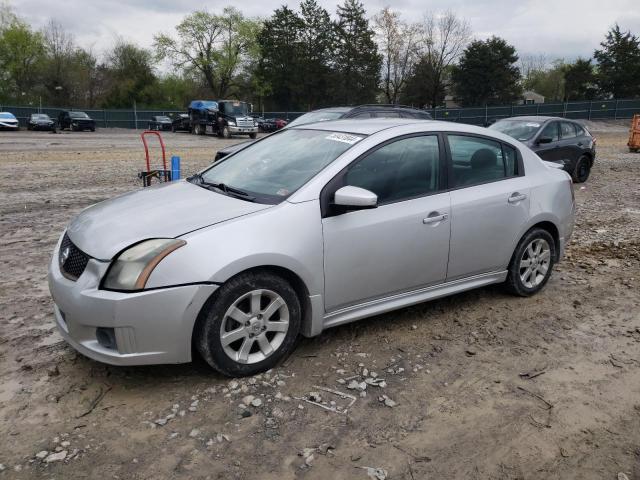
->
[448,135,506,187]
[560,122,577,139]
[540,122,559,141]
[374,111,401,118]
[350,112,373,119]
[574,124,585,136]
[345,136,440,204]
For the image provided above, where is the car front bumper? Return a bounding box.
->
[229,125,258,134]
[47,236,217,366]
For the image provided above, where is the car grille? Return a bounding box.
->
[59,233,91,280]
[237,118,254,128]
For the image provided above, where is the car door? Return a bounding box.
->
[447,134,531,280]
[533,121,560,161]
[321,134,451,312]
[558,121,581,169]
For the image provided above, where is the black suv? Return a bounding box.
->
[214,105,432,161]
[489,116,596,182]
[58,111,96,132]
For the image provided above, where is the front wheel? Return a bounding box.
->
[195,271,301,377]
[222,126,231,139]
[572,155,591,183]
[505,228,555,297]
[249,133,257,139]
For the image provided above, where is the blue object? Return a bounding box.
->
[188,100,218,111]
[171,156,181,181]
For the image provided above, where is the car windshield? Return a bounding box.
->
[198,129,365,202]
[70,112,89,119]
[221,102,248,116]
[0,113,16,119]
[156,116,171,122]
[287,111,344,127]
[32,114,50,120]
[489,120,542,141]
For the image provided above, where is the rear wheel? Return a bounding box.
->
[505,228,555,297]
[195,271,301,377]
[572,155,591,183]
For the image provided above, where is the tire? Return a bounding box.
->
[571,155,591,183]
[505,228,556,297]
[222,126,231,139]
[195,271,301,377]
[249,133,257,139]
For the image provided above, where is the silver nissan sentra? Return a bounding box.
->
[48,119,574,376]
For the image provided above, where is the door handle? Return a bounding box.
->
[508,193,527,204]
[423,213,449,224]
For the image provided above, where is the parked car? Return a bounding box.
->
[214,104,433,161]
[27,113,56,132]
[148,115,172,131]
[0,112,19,130]
[489,116,595,182]
[49,119,574,376]
[58,111,96,132]
[171,113,191,132]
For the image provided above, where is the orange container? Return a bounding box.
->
[629,114,640,152]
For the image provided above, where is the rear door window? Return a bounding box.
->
[560,122,577,139]
[448,135,516,187]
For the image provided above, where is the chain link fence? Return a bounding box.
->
[1,99,639,129]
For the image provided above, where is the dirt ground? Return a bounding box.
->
[0,123,639,480]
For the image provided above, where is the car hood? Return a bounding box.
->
[66,181,273,260]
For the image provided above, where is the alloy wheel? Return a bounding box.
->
[219,289,289,364]
[519,238,551,288]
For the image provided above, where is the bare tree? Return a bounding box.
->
[374,7,421,104]
[417,10,471,108]
[518,53,549,85]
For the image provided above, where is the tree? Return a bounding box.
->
[334,0,381,105]
[564,58,597,101]
[257,6,304,111]
[451,36,521,107]
[373,7,421,104]
[0,18,45,103]
[42,20,77,105]
[298,0,336,109]
[523,60,566,102]
[102,40,156,108]
[154,8,260,99]
[404,11,470,108]
[593,24,640,98]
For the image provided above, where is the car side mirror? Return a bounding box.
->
[537,136,553,144]
[333,186,377,211]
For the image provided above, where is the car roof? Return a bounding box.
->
[292,118,492,137]
[498,116,566,122]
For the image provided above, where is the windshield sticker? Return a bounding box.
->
[325,133,363,145]
[276,188,290,196]
[525,122,540,127]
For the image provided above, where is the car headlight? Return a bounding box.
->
[227,120,236,126]
[102,239,186,291]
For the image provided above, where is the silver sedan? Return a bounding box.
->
[48,119,575,376]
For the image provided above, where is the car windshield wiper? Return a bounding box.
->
[188,173,256,202]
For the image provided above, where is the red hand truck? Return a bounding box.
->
[138,130,171,187]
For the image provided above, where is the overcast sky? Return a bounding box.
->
[9,0,640,63]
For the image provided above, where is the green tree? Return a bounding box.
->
[0,18,45,103]
[451,36,521,107]
[154,8,261,99]
[298,0,336,109]
[593,24,640,98]
[102,41,157,108]
[563,58,597,101]
[334,0,381,105]
[523,60,566,102]
[257,6,304,111]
